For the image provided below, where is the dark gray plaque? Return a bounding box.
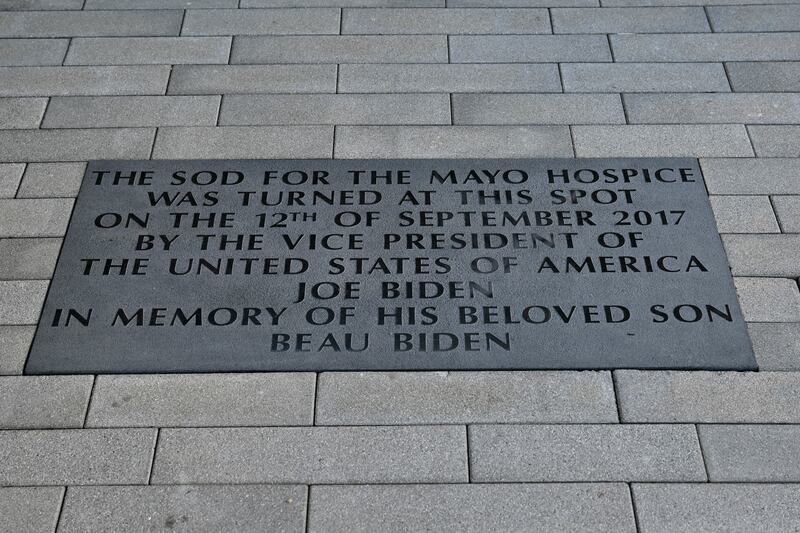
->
[25,158,756,373]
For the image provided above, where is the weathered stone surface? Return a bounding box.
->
[699,424,800,481]
[734,277,800,321]
[0,487,63,533]
[0,326,34,375]
[17,162,86,198]
[0,375,92,429]
[710,196,780,233]
[748,323,800,370]
[43,96,220,128]
[723,234,800,276]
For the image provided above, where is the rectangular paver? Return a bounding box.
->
[0,326,34,375]
[0,487,63,533]
[723,234,800,276]
[699,425,800,482]
[748,125,800,157]
[0,280,48,324]
[708,5,800,32]
[450,0,596,4]
[552,7,708,33]
[182,8,339,35]
[452,94,624,124]
[772,195,800,231]
[0,128,155,162]
[710,196,780,233]
[735,277,800,321]
[612,33,800,61]
[572,125,753,157]
[0,376,92,429]
[451,35,611,62]
[0,98,47,129]
[86,0,238,7]
[0,10,183,37]
[701,158,800,194]
[17,162,86,198]
[65,37,231,66]
[342,8,550,34]
[727,61,800,92]
[0,163,24,197]
[0,38,67,66]
[0,199,73,237]
[0,66,170,97]
[561,63,730,93]
[243,0,444,5]
[625,93,800,124]
[0,238,61,279]
[1,0,83,7]
[43,96,220,128]
[748,323,800,370]
[168,64,336,94]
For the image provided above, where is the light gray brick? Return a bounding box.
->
[633,484,800,533]
[699,425,800,481]
[0,97,46,129]
[748,323,800,370]
[339,63,561,93]
[727,61,800,92]
[0,38,67,66]
[0,0,82,7]
[0,66,170,97]
[616,370,800,422]
[748,125,800,157]
[772,196,800,232]
[219,94,450,125]
[243,0,442,5]
[0,128,154,162]
[701,158,800,195]
[168,64,336,95]
[0,10,183,37]
[183,8,339,35]
[59,485,306,533]
[335,126,572,158]
[452,94,624,125]
[626,93,800,124]
[0,487,63,533]
[606,0,797,4]
[572,125,753,157]
[152,426,467,484]
[0,163,25,198]
[450,35,611,62]
[710,196,780,233]
[0,376,92,429]
[308,484,635,533]
[43,96,219,128]
[17,162,86,198]
[342,8,550,34]
[65,37,231,66]
[735,277,800,321]
[86,0,238,7]
[86,373,315,427]
[708,5,800,32]
[561,63,730,93]
[450,0,597,5]
[0,238,61,279]
[232,35,447,64]
[612,33,800,62]
[153,126,332,159]
[316,371,617,425]
[0,199,72,237]
[469,424,705,482]
[0,429,155,486]
[0,326,34,375]
[723,234,800,276]
[552,7,708,33]
[0,280,48,325]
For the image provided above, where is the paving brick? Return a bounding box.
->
[450,0,597,5]
[606,0,796,4]
[452,94,624,124]
[0,10,183,37]
[342,8,550,34]
[699,425,800,481]
[450,35,611,62]
[308,484,635,533]
[43,96,219,128]
[748,323,800,370]
[243,0,443,5]
[0,326,34,375]
[0,66,170,97]
[151,426,467,484]
[626,93,800,124]
[0,129,154,162]
[561,63,730,93]
[710,196,779,233]
[219,94,450,125]
[0,238,61,279]
[0,0,82,7]
[232,35,447,64]
[153,126,333,159]
[572,125,753,157]
[168,64,336,95]
[316,371,617,425]
[0,163,25,197]
[0,199,72,237]
[469,424,705,482]
[339,63,561,93]
[727,61,800,92]
[552,7,708,33]
[0,487,63,533]
[17,162,86,198]
[708,5,800,32]
[0,428,155,486]
[748,125,800,157]
[701,158,800,195]
[0,376,92,429]
[0,38,67,66]
[183,8,338,36]
[0,280,48,325]
[772,195,800,232]
[735,277,800,321]
[86,373,315,427]
[65,37,231,66]
[612,33,800,62]
[86,0,238,7]
[633,484,800,533]
[59,485,306,533]
[723,234,800,276]
[616,370,800,422]
[0,97,46,129]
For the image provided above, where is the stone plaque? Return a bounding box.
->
[25,158,756,373]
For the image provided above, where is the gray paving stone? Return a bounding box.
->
[86,0,238,7]
[616,370,800,422]
[0,487,63,533]
[612,33,800,62]
[469,424,705,482]
[0,238,61,279]
[168,64,336,95]
[727,62,800,92]
[243,0,442,5]
[342,8,550,34]
[749,323,800,370]
[0,163,24,197]
[450,0,596,5]
[708,5,800,32]
[723,234,800,276]
[0,0,82,7]
[0,10,183,37]
[0,97,46,129]
[59,485,306,533]
[572,125,753,157]
[0,199,72,237]
[0,376,92,429]
[0,38,67,66]
[0,280,48,325]
[699,425,800,481]
[606,0,797,4]
[316,371,617,425]
[308,484,635,533]
[626,93,800,124]
[219,94,450,125]
[0,428,155,486]
[17,162,86,198]
[339,63,561,93]
[772,195,800,232]
[561,63,730,93]
[452,94,624,125]
[0,326,34,375]
[735,277,800,321]
[748,125,800,157]
[0,66,170,97]
[552,7,708,33]
[152,126,333,159]
[633,484,800,533]
[183,8,338,36]
[0,128,154,162]
[151,426,467,484]
[710,196,780,233]
[65,37,231,66]
[450,35,611,62]
[232,35,447,64]
[86,373,315,427]
[701,158,800,195]
[43,96,219,128]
